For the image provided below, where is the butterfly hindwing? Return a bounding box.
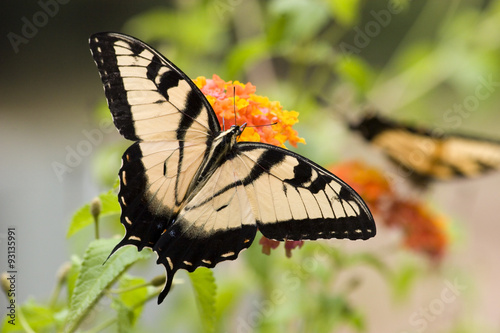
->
[113,140,212,253]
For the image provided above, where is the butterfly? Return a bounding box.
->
[349,113,500,186]
[89,32,376,304]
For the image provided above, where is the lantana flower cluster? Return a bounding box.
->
[330,161,449,260]
[193,75,305,148]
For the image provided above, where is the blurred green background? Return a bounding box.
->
[1,0,500,332]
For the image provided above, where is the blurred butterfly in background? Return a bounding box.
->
[349,113,500,187]
[89,32,376,304]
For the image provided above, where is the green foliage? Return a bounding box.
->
[329,0,362,26]
[66,190,120,238]
[111,299,134,333]
[188,268,217,333]
[66,256,82,303]
[116,275,149,325]
[64,238,151,333]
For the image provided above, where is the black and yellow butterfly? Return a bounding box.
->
[89,32,375,304]
[350,113,500,186]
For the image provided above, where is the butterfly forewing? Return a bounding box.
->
[441,137,500,177]
[89,32,220,142]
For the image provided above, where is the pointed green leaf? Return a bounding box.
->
[66,190,120,238]
[63,238,150,333]
[189,268,217,333]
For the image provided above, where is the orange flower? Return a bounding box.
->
[329,160,449,260]
[386,201,449,260]
[194,75,305,148]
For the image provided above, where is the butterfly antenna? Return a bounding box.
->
[233,86,237,126]
[247,122,278,128]
[230,85,277,129]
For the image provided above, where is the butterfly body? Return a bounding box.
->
[90,32,375,303]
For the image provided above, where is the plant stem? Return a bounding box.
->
[94,215,100,240]
[109,281,151,294]
[49,279,63,309]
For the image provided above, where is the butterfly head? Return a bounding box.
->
[231,123,246,136]
[212,124,247,153]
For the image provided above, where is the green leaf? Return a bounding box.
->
[314,295,365,332]
[66,190,120,238]
[334,55,375,93]
[118,275,148,325]
[390,262,420,301]
[63,238,151,333]
[226,37,269,78]
[124,7,225,58]
[269,0,331,42]
[2,300,55,333]
[112,299,134,333]
[66,255,83,303]
[328,0,361,26]
[189,268,217,333]
[92,144,124,188]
